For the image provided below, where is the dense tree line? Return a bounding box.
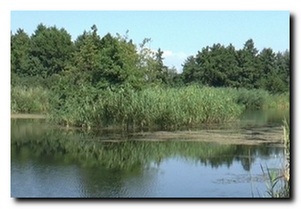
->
[182,39,290,93]
[11,24,290,93]
[11,24,178,90]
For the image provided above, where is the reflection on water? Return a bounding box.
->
[11,110,287,198]
[240,109,289,127]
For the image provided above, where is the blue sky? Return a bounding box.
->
[11,11,289,72]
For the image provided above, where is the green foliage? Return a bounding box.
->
[263,93,290,110]
[261,165,290,198]
[11,24,290,93]
[97,33,142,88]
[28,24,74,77]
[48,76,101,127]
[68,27,150,90]
[182,56,201,84]
[50,85,245,129]
[11,86,50,114]
[182,39,290,93]
[11,29,31,76]
[11,73,60,89]
[12,82,288,129]
[11,24,290,129]
[231,88,289,110]
[235,88,269,109]
[260,119,290,198]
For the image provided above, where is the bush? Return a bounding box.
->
[234,88,269,109]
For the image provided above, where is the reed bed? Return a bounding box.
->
[50,85,245,129]
[11,86,50,114]
[12,84,289,129]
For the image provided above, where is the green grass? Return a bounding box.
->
[11,86,50,114]
[11,84,290,129]
[50,85,246,129]
[264,93,290,110]
[231,88,289,110]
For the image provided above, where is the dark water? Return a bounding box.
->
[11,110,288,198]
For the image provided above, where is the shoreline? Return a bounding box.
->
[11,113,47,119]
[11,113,284,146]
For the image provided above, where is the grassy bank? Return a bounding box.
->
[11,85,289,129]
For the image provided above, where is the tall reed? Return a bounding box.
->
[282,118,290,197]
[261,118,290,198]
[50,85,245,129]
[12,84,289,129]
[11,86,50,114]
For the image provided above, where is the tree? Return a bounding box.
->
[257,48,289,93]
[275,50,290,92]
[183,44,239,87]
[96,32,143,89]
[182,55,201,84]
[222,44,241,87]
[258,48,275,76]
[181,39,290,92]
[29,24,74,77]
[70,26,144,89]
[69,25,102,85]
[11,29,31,76]
[114,33,144,89]
[194,44,237,87]
[137,38,159,85]
[235,39,260,89]
[153,48,176,85]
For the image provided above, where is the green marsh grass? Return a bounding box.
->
[12,84,289,130]
[50,85,246,129]
[11,86,50,114]
[263,93,290,110]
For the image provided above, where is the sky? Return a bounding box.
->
[11,11,289,72]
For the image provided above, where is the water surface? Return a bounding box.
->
[11,110,288,198]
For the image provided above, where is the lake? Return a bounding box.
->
[11,109,289,198]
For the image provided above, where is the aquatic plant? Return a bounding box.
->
[263,93,290,110]
[282,118,290,196]
[11,82,289,130]
[50,85,246,129]
[234,88,269,109]
[261,118,290,198]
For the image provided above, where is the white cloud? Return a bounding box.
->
[162,50,190,73]
[162,50,173,57]
[144,48,190,73]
